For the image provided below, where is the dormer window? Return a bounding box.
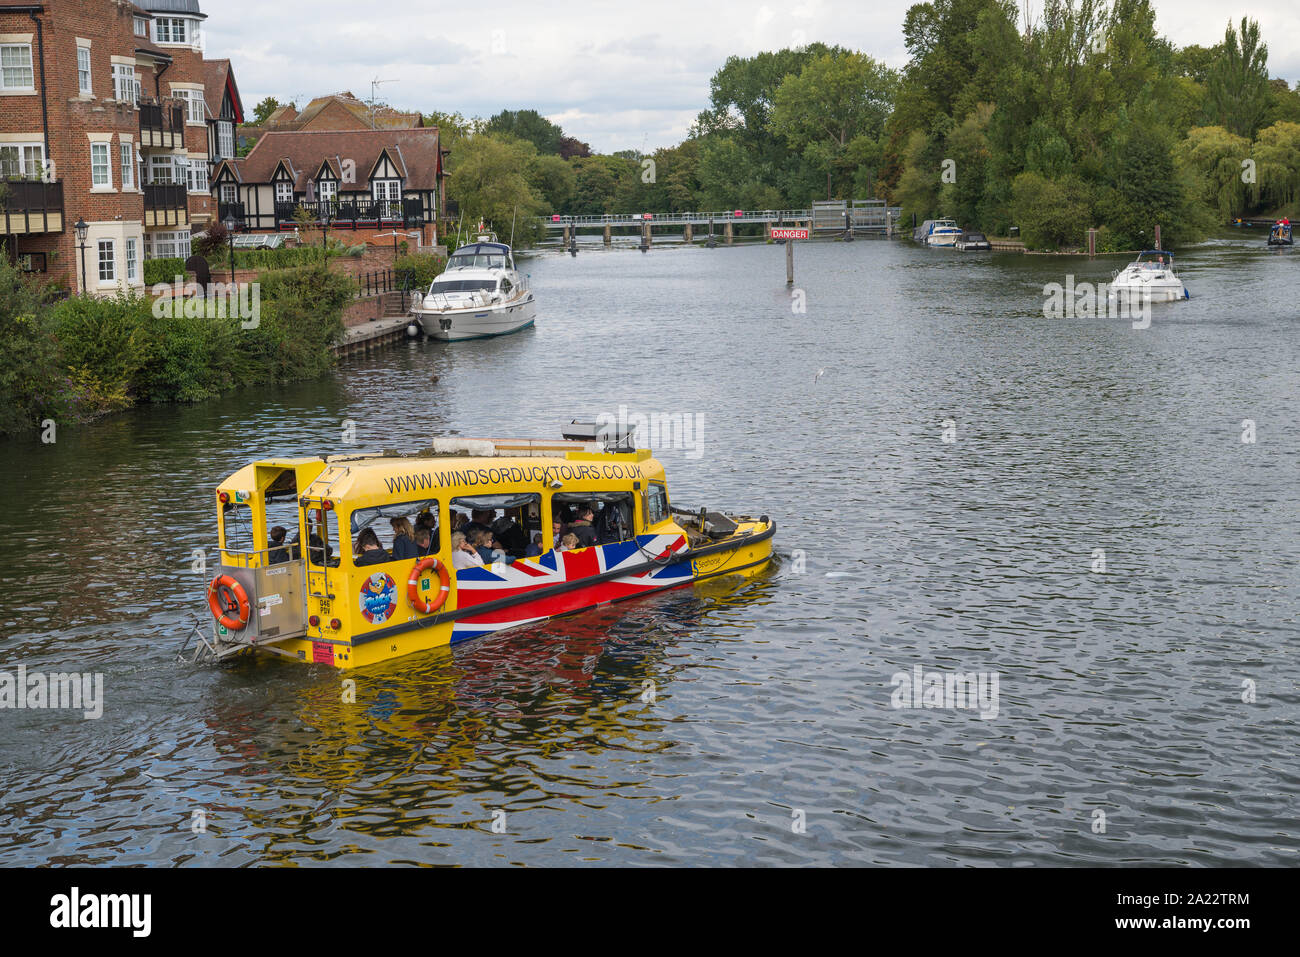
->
[133,17,148,37]
[317,180,337,202]
[154,17,188,44]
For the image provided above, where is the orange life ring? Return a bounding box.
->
[207,574,250,630]
[408,556,451,614]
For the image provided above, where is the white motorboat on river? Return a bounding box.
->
[411,236,537,341]
[1107,250,1188,304]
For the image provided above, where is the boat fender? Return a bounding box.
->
[408,557,451,614]
[207,574,250,631]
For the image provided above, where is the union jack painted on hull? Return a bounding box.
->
[451,533,693,641]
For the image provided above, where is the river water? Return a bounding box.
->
[1,233,1297,866]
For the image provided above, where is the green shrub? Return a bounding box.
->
[47,293,153,405]
[393,252,446,289]
[143,257,186,285]
[0,255,60,432]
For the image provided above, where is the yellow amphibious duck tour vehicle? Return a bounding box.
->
[190,425,775,670]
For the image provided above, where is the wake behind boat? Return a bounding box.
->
[411,232,537,341]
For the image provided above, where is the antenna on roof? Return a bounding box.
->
[368,77,396,129]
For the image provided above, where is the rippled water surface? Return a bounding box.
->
[1,234,1297,866]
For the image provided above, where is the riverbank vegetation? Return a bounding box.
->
[0,257,354,435]
[413,2,1297,250]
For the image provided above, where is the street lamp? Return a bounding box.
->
[74,218,89,294]
[223,213,237,283]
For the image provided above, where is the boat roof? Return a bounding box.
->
[219,439,665,507]
[1136,249,1174,259]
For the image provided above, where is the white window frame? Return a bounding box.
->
[0,143,44,180]
[220,183,236,204]
[317,179,337,202]
[120,142,133,189]
[90,142,112,189]
[146,229,192,261]
[149,153,182,185]
[216,120,233,160]
[112,63,139,104]
[275,180,293,203]
[77,46,92,95]
[97,239,116,284]
[153,17,188,45]
[0,43,34,91]
[188,158,208,193]
[133,17,148,38]
[371,179,401,202]
[125,237,138,282]
[178,88,204,125]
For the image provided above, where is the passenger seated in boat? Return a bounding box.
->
[390,517,419,560]
[413,526,436,557]
[461,509,494,540]
[268,526,291,564]
[526,533,543,558]
[568,506,598,547]
[491,514,528,557]
[354,528,391,566]
[558,532,580,552]
[450,531,483,570]
[552,520,563,547]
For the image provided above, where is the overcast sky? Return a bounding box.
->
[205,0,1300,153]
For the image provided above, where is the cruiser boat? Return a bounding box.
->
[1108,250,1188,303]
[1267,221,1293,246]
[411,233,536,341]
[925,220,962,246]
[186,426,775,669]
[955,231,991,251]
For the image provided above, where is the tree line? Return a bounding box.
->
[251,1,1300,250]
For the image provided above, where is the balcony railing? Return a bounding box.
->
[274,198,423,228]
[217,201,246,225]
[0,178,64,235]
[139,98,187,150]
[143,183,189,227]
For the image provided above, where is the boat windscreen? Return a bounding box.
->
[552,491,635,504]
[448,253,507,269]
[432,279,497,292]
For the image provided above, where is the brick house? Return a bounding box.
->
[211,127,446,247]
[0,0,242,294]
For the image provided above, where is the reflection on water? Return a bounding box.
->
[0,232,1297,866]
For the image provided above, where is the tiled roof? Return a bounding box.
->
[202,58,242,122]
[235,128,442,190]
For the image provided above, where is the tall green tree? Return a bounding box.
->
[484,110,565,155]
[769,51,897,199]
[1204,18,1270,138]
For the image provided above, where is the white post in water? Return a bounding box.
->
[772,226,809,285]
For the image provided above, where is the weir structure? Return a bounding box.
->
[545,200,901,248]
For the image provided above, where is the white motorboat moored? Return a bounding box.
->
[411,234,537,341]
[1107,250,1188,304]
[925,220,962,246]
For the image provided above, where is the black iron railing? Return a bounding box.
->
[275,199,424,228]
[144,183,188,210]
[0,178,64,233]
[217,201,246,224]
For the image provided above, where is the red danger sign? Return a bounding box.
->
[771,228,809,240]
